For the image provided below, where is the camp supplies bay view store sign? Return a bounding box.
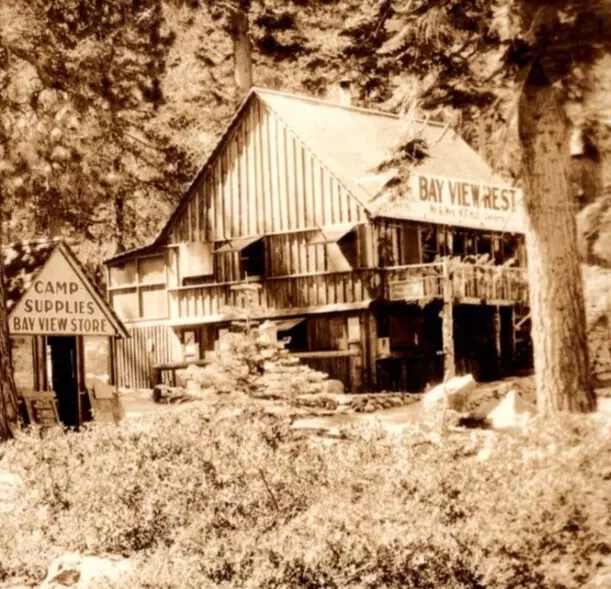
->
[408,173,525,234]
[10,248,115,337]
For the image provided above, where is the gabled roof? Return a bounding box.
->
[106,86,516,264]
[3,239,129,338]
[255,88,505,211]
[3,239,57,313]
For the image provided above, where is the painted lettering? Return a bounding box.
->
[449,181,460,205]
[460,182,469,207]
[482,186,492,209]
[432,178,444,202]
[491,187,500,210]
[470,184,481,207]
[33,281,79,295]
[419,176,428,200]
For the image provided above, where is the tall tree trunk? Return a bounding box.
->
[0,218,19,440]
[227,1,252,106]
[114,194,126,254]
[518,61,597,414]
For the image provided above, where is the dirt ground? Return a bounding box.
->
[118,377,611,436]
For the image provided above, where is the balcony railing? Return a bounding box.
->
[384,262,528,304]
[169,269,382,320]
[168,262,529,321]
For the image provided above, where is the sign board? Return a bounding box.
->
[10,249,115,336]
[22,391,60,427]
[389,279,426,301]
[407,174,525,234]
[347,316,361,343]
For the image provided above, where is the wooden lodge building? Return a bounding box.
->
[5,239,128,428]
[104,87,532,393]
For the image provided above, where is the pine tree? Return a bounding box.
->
[0,0,181,439]
[374,0,611,414]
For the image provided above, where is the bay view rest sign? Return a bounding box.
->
[408,173,525,233]
[10,249,115,336]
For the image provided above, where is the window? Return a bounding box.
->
[179,242,213,284]
[276,318,307,352]
[337,230,358,268]
[421,225,439,263]
[241,239,265,279]
[214,236,265,281]
[84,336,110,383]
[108,255,168,321]
[399,224,421,265]
[109,261,136,287]
[309,224,360,272]
[10,336,35,393]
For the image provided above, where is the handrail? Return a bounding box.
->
[167,267,376,292]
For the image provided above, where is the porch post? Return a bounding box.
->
[441,258,456,379]
[493,305,502,376]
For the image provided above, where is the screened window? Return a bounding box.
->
[108,255,168,321]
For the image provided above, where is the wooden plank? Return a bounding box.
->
[293,348,361,359]
[441,258,456,379]
[493,305,502,374]
[233,136,242,235]
[262,108,273,232]
[269,113,280,232]
[304,147,315,226]
[247,107,258,236]
[256,102,268,234]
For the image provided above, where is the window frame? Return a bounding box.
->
[107,254,168,321]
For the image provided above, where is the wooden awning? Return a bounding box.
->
[214,236,263,253]
[309,223,358,245]
[273,317,305,332]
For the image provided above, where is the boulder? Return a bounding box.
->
[487,389,535,430]
[321,379,345,396]
[295,394,340,411]
[40,553,133,589]
[421,375,477,421]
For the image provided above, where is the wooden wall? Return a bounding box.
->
[169,96,366,246]
[115,324,180,389]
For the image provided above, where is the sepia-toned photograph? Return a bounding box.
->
[0,1,610,588]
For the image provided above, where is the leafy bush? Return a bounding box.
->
[0,406,609,589]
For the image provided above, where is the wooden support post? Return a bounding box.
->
[147,339,157,390]
[510,305,517,368]
[441,258,456,380]
[493,306,502,377]
[365,311,378,391]
[348,341,363,393]
[108,336,117,387]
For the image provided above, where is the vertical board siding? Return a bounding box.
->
[166,97,366,252]
[116,324,179,389]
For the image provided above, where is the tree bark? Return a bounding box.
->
[227,1,253,106]
[518,61,596,414]
[114,194,126,254]
[0,224,19,440]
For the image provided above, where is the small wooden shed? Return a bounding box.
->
[4,239,129,428]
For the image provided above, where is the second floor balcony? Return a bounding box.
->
[167,260,529,324]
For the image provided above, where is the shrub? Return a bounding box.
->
[0,407,609,589]
[181,328,329,400]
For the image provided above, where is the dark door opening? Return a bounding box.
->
[48,336,80,428]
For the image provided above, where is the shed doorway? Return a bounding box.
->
[48,336,80,428]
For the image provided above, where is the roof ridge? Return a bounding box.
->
[252,86,448,128]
